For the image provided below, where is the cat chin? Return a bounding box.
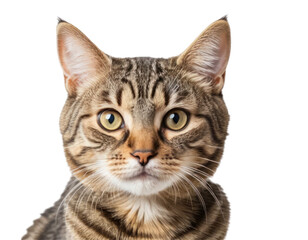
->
[113,177,174,196]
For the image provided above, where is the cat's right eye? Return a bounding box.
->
[97,109,124,131]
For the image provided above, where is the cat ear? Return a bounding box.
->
[177,17,231,94]
[57,19,111,96]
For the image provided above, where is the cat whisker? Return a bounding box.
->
[75,183,91,213]
[181,166,224,218]
[172,173,194,207]
[74,172,102,212]
[56,178,84,222]
[89,175,105,210]
[182,166,212,178]
[174,171,207,219]
[169,175,183,204]
[70,164,90,173]
[70,163,101,178]
[56,164,105,221]
[180,155,221,164]
[94,185,109,211]
[174,157,217,173]
[70,167,91,176]
[186,162,216,173]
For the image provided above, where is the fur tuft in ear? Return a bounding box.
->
[57,17,67,24]
[57,21,111,96]
[177,18,231,94]
[219,15,228,21]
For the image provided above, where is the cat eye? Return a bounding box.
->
[97,109,124,131]
[164,109,189,131]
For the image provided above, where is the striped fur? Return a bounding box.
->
[23,17,231,240]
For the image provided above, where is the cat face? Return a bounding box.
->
[57,18,230,196]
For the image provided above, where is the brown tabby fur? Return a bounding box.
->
[23,17,231,240]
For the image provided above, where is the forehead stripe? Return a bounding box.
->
[164,88,170,106]
[121,78,136,99]
[151,77,163,99]
[116,88,123,106]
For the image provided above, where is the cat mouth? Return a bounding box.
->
[126,170,158,181]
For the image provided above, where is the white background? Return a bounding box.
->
[1,0,307,239]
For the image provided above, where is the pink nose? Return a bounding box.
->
[131,150,156,166]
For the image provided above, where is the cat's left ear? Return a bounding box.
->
[57,19,111,97]
[177,17,231,94]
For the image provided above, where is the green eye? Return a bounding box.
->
[98,110,123,131]
[164,109,188,131]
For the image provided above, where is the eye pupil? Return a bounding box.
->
[171,113,180,124]
[106,114,115,124]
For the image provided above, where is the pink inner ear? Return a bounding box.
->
[177,19,230,81]
[58,37,80,95]
[214,76,221,86]
[57,22,108,96]
[212,72,226,93]
[63,74,80,95]
[212,34,230,77]
[58,23,112,96]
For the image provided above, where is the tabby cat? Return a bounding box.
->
[23,16,231,240]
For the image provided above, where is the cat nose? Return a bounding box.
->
[131,150,157,166]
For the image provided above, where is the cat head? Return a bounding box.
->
[57,17,230,196]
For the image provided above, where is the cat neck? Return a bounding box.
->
[64,177,208,239]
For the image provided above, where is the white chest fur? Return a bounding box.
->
[118,196,169,223]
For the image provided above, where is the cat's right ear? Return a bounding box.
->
[57,19,111,97]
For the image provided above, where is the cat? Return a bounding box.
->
[23,16,231,240]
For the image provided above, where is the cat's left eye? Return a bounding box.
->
[163,109,189,131]
[97,109,124,131]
